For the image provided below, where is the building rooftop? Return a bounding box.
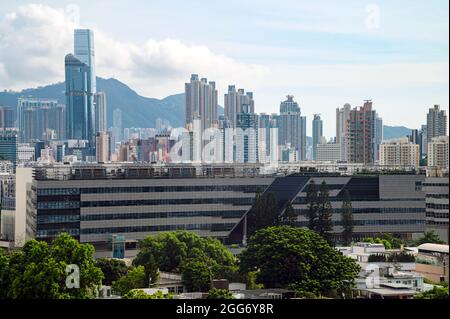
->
[418,243,449,254]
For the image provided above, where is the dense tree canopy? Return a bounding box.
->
[414,231,445,245]
[1,233,103,299]
[180,259,212,292]
[247,191,279,237]
[415,286,449,299]
[111,266,146,296]
[363,233,406,249]
[133,231,237,292]
[122,289,173,299]
[207,288,235,299]
[96,258,129,286]
[239,226,360,298]
[0,249,10,298]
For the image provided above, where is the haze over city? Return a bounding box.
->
[0,0,448,138]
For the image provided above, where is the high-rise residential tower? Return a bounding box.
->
[312,114,323,160]
[0,106,14,129]
[94,92,107,133]
[374,113,383,162]
[336,103,351,161]
[379,138,420,169]
[185,74,218,132]
[235,105,259,163]
[17,98,65,143]
[428,136,449,170]
[111,108,123,151]
[0,129,18,170]
[278,95,306,161]
[426,105,447,142]
[96,131,110,163]
[224,86,255,128]
[346,100,376,164]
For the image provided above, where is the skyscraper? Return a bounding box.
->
[408,129,422,156]
[111,108,123,150]
[224,86,255,128]
[0,129,18,170]
[0,106,14,129]
[346,100,376,164]
[379,138,420,169]
[259,113,278,162]
[65,29,96,155]
[185,74,218,132]
[96,131,110,163]
[426,105,447,142]
[421,124,428,156]
[17,98,65,143]
[374,113,383,162]
[235,105,259,163]
[428,136,449,170]
[312,114,323,160]
[278,95,306,161]
[336,103,351,161]
[74,29,96,93]
[94,92,107,133]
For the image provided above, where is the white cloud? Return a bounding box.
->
[0,3,269,97]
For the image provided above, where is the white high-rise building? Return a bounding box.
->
[379,137,420,169]
[235,106,258,163]
[316,143,344,162]
[336,103,351,161]
[428,136,449,170]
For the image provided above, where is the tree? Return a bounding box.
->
[207,288,235,299]
[415,286,449,299]
[0,249,10,299]
[112,266,146,296]
[280,202,297,227]
[239,226,360,298]
[133,231,237,291]
[96,258,128,286]
[414,231,445,245]
[6,233,102,299]
[122,289,173,299]
[341,190,354,246]
[363,237,393,249]
[317,181,334,243]
[248,192,279,237]
[305,181,319,231]
[363,233,406,249]
[180,259,212,292]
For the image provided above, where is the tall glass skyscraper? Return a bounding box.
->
[65,29,96,155]
[74,29,96,92]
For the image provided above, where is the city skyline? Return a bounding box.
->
[0,1,448,138]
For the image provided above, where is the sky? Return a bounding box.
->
[0,0,448,137]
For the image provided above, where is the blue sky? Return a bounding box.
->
[0,0,448,137]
